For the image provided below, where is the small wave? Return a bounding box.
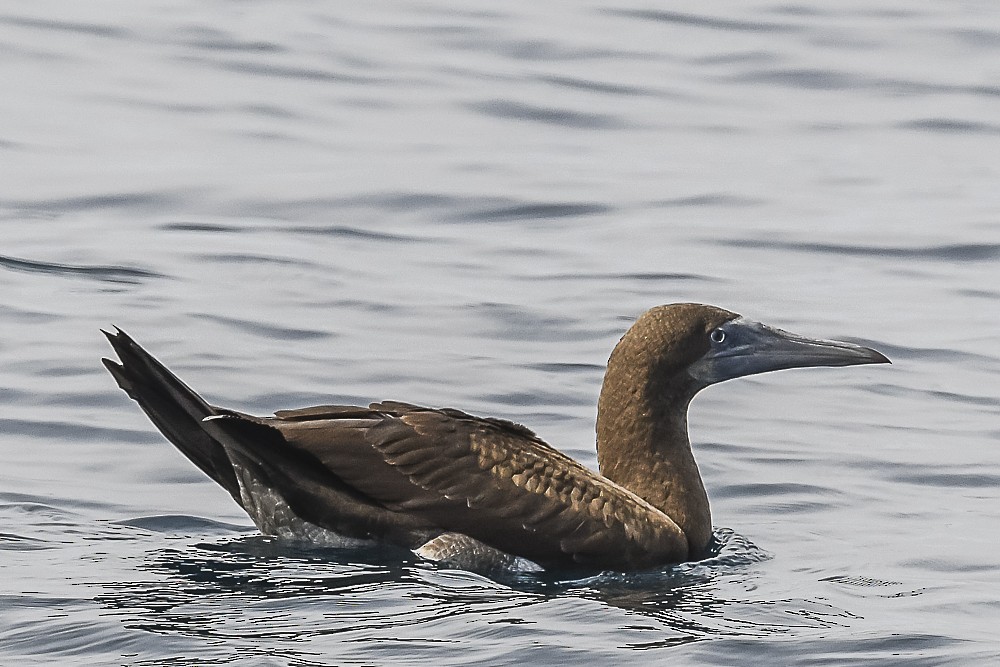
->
[700,527,773,566]
[447,201,612,223]
[713,239,1000,262]
[0,492,110,513]
[180,31,283,55]
[207,57,379,85]
[538,74,654,97]
[728,67,869,91]
[467,301,598,343]
[822,574,925,599]
[0,253,163,284]
[531,527,771,590]
[609,9,798,34]
[891,471,1000,489]
[0,417,158,444]
[467,99,624,129]
[232,191,454,221]
[115,514,254,534]
[195,252,319,268]
[899,118,1000,134]
[0,15,130,38]
[860,342,993,365]
[0,531,53,551]
[160,221,243,233]
[281,224,422,242]
[526,362,605,374]
[822,574,901,587]
[649,193,766,208]
[191,314,332,341]
[478,389,583,407]
[713,481,839,500]
[525,270,715,282]
[4,190,181,213]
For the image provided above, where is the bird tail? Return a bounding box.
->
[102,328,242,502]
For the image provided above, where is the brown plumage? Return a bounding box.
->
[102,303,888,571]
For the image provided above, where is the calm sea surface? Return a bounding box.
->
[3,2,1000,665]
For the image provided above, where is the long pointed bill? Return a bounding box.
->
[688,316,890,385]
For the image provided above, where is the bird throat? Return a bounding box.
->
[595,343,713,558]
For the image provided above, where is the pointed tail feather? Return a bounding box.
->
[102,328,242,503]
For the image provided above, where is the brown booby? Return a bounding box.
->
[102,303,888,571]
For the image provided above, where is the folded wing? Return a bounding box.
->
[206,401,689,569]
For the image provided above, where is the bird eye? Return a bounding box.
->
[710,328,726,344]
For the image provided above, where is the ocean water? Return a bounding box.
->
[2,1,1000,664]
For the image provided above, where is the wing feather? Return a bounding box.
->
[383,407,685,567]
[260,402,688,569]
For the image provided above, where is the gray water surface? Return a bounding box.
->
[2,2,1000,665]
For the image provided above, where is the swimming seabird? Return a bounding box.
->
[102,303,888,571]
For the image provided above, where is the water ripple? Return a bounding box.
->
[522,270,715,283]
[280,224,424,242]
[191,314,333,341]
[610,9,799,34]
[726,67,1000,99]
[180,29,283,54]
[899,118,1000,134]
[853,341,995,366]
[714,239,1000,262]
[469,302,592,342]
[193,56,381,85]
[0,14,130,38]
[732,67,868,91]
[538,74,654,97]
[0,418,160,443]
[160,221,243,233]
[2,191,183,213]
[950,28,1000,47]
[83,526,780,650]
[526,362,604,374]
[115,515,253,535]
[0,531,52,551]
[891,471,1000,489]
[468,99,625,129]
[0,253,162,284]
[447,201,612,223]
[650,193,766,208]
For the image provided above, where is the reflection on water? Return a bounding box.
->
[91,524,853,657]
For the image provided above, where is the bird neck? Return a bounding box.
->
[595,346,712,558]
